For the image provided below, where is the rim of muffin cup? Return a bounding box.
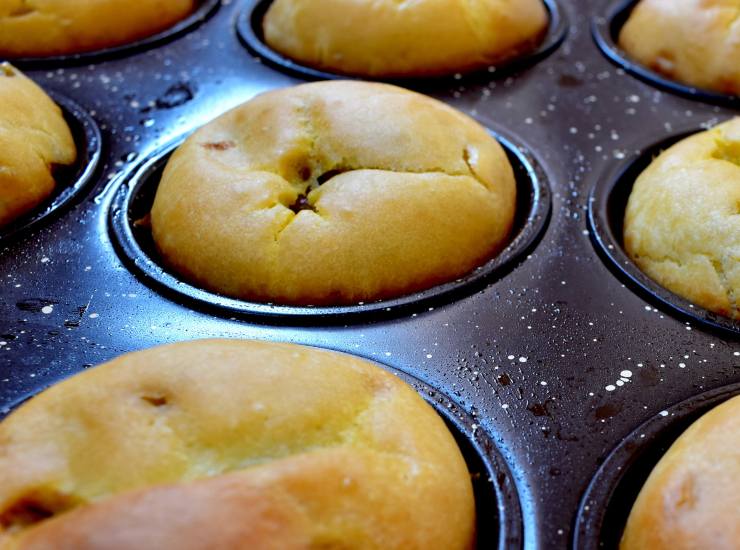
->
[572,381,740,549]
[107,126,551,322]
[395,367,524,550]
[236,0,569,83]
[0,351,523,550]
[0,0,221,68]
[591,0,740,108]
[0,89,102,244]
[588,124,740,338]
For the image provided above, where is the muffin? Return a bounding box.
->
[0,0,196,57]
[624,118,740,320]
[621,394,740,549]
[0,339,476,550]
[262,0,549,78]
[151,81,517,306]
[618,0,740,95]
[0,63,76,229]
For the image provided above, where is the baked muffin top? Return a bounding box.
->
[624,117,740,320]
[0,339,475,550]
[621,394,740,549]
[0,63,76,228]
[151,81,517,306]
[0,0,196,57]
[263,0,549,77]
[619,0,740,95]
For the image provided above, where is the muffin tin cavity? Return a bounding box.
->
[588,127,740,337]
[0,358,522,550]
[573,382,740,550]
[0,90,101,244]
[592,0,740,108]
[236,0,568,83]
[109,130,551,321]
[2,0,220,68]
[397,371,522,550]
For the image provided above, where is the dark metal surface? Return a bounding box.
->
[592,0,740,108]
[0,90,102,244]
[5,0,221,68]
[589,127,740,337]
[237,0,569,83]
[574,382,740,549]
[0,1,738,549]
[402,367,524,550]
[108,131,551,322]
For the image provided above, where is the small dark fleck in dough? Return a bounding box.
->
[0,498,56,529]
[298,164,312,181]
[10,7,35,16]
[289,194,315,214]
[141,395,168,407]
[200,141,236,151]
[0,490,79,530]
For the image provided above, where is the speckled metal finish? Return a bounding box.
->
[0,1,737,549]
[575,382,740,550]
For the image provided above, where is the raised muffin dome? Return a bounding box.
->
[618,0,740,95]
[624,118,740,320]
[151,81,517,306]
[262,0,549,77]
[0,63,76,228]
[0,0,196,57]
[0,339,475,549]
[621,394,740,549]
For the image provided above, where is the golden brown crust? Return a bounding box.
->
[624,117,740,320]
[0,339,475,550]
[151,81,517,305]
[263,0,549,77]
[621,395,740,550]
[0,0,196,57]
[0,63,76,228]
[618,0,740,95]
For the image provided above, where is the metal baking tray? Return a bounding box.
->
[592,0,740,109]
[108,130,550,321]
[236,0,568,84]
[0,90,101,244]
[574,382,740,549]
[0,1,737,548]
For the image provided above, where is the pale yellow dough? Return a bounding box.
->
[151,81,517,306]
[0,63,76,228]
[624,117,740,320]
[0,0,196,57]
[619,0,740,95]
[0,339,475,550]
[263,0,549,77]
[621,394,740,549]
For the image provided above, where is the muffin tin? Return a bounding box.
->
[108,130,550,320]
[593,0,740,109]
[0,1,738,548]
[0,90,102,244]
[6,0,222,69]
[401,368,523,550]
[588,125,740,337]
[237,0,569,83]
[574,381,740,549]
